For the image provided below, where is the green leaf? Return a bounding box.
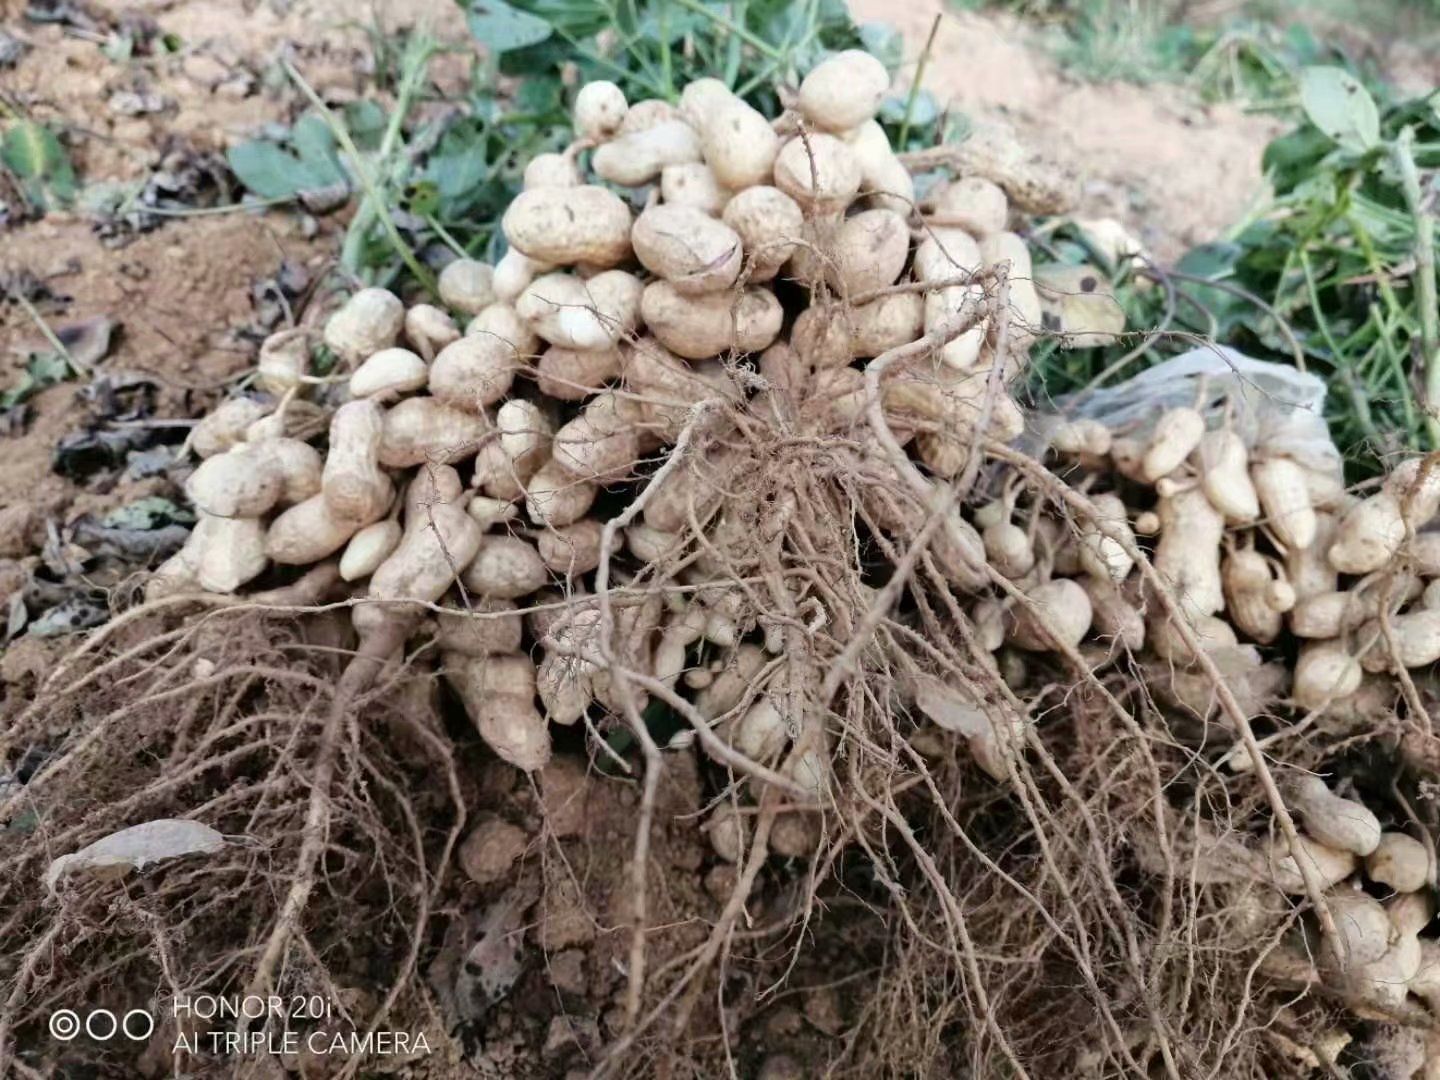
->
[101,497,195,531]
[226,115,347,200]
[467,0,552,54]
[1299,66,1380,155]
[1,121,75,206]
[858,22,904,72]
[343,100,388,151]
[0,351,74,409]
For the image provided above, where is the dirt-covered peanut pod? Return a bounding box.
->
[1329,490,1407,574]
[550,391,642,483]
[632,204,742,295]
[437,259,496,316]
[428,334,517,412]
[525,459,598,528]
[1142,407,1205,482]
[323,287,404,366]
[446,652,550,772]
[1078,492,1136,582]
[190,396,270,458]
[573,80,627,141]
[403,303,460,362]
[1292,641,1364,712]
[149,511,269,597]
[1154,486,1226,619]
[321,400,393,524]
[796,49,890,132]
[1366,832,1431,893]
[1251,457,1317,551]
[639,281,783,360]
[516,271,640,352]
[492,249,553,304]
[1359,607,1440,671]
[348,347,427,401]
[1285,774,1382,856]
[1222,547,1285,644]
[660,163,728,215]
[593,119,702,186]
[1007,578,1093,652]
[719,186,803,282]
[501,185,633,268]
[929,177,1009,238]
[184,442,286,518]
[842,119,914,217]
[339,520,402,582]
[257,329,309,395]
[378,397,492,468]
[772,133,862,211]
[1196,428,1260,523]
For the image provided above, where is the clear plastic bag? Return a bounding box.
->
[1033,346,1341,474]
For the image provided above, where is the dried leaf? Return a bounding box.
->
[45,818,226,891]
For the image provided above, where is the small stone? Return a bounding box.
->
[803,985,843,1035]
[458,817,529,887]
[535,875,594,951]
[548,949,587,997]
[538,757,589,838]
[0,504,38,558]
[703,864,740,905]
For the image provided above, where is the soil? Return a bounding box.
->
[849,0,1283,261]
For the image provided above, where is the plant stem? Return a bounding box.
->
[9,289,85,377]
[898,14,941,150]
[282,60,438,299]
[1389,127,1440,448]
[669,0,783,61]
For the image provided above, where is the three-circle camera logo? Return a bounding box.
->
[48,1008,154,1042]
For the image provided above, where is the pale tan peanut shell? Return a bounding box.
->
[784,743,831,803]
[573,80,627,140]
[1287,510,1340,599]
[192,397,269,458]
[348,347,428,400]
[1252,457,1317,551]
[1008,578,1093,651]
[1361,608,1440,670]
[436,597,523,657]
[437,259,495,316]
[1388,891,1435,936]
[592,119,702,186]
[267,493,368,564]
[322,399,392,523]
[1289,579,1419,638]
[496,399,554,478]
[461,535,548,599]
[1424,579,1440,610]
[1197,429,1260,522]
[625,522,682,565]
[1287,772,1381,855]
[339,520,402,582]
[1265,834,1358,894]
[262,438,324,506]
[694,643,767,720]
[979,230,1043,338]
[1318,891,1395,969]
[982,521,1034,579]
[721,185,803,282]
[770,813,820,859]
[1109,437,1147,483]
[700,93,780,190]
[772,133,862,210]
[516,271,640,351]
[185,443,283,519]
[428,334,517,413]
[1078,573,1145,652]
[797,49,890,132]
[707,804,745,863]
[468,495,518,531]
[502,185,633,267]
[323,287,403,365]
[677,78,733,129]
[923,285,985,371]
[1412,531,1440,575]
[467,301,541,360]
[620,98,681,134]
[537,345,624,401]
[256,329,308,395]
[1384,455,1440,526]
[1367,832,1430,893]
[732,694,788,762]
[1411,941,1440,1015]
[522,152,580,189]
[849,291,924,357]
[1223,548,1282,644]
[1078,492,1136,582]
[1049,417,1112,456]
[914,225,981,283]
[492,249,551,304]
[1154,486,1226,619]
[471,438,532,502]
[536,519,611,576]
[930,177,1008,237]
[1142,407,1205,482]
[446,653,550,772]
[631,204,742,295]
[403,304,460,362]
[1292,641,1364,712]
[551,391,642,483]
[191,512,267,594]
[791,303,854,369]
[640,281,783,360]
[660,163,728,215]
[525,460,598,528]
[1329,491,1407,574]
[841,120,913,216]
[356,466,482,637]
[379,397,492,468]
[827,208,909,296]
[1147,611,1236,663]
[1345,931,1421,1010]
